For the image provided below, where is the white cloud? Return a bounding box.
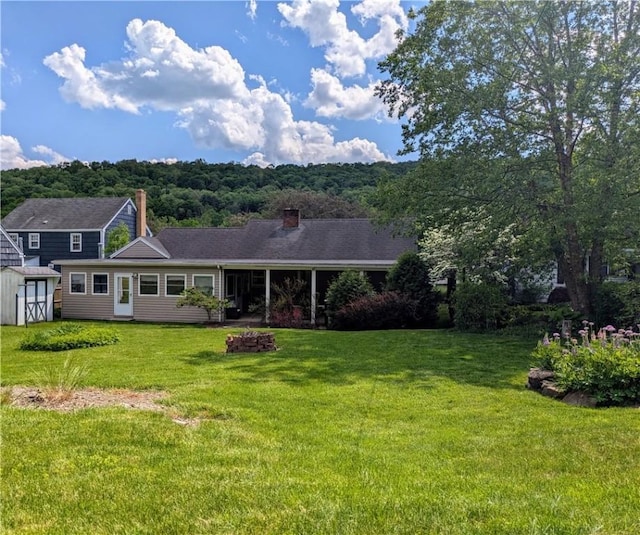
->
[43,18,391,166]
[278,0,407,78]
[0,136,70,170]
[246,0,258,21]
[305,68,386,120]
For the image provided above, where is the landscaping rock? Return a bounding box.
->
[527,368,555,390]
[540,380,564,399]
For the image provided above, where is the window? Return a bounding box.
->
[70,273,86,294]
[8,233,19,243]
[28,233,40,249]
[166,274,186,296]
[193,274,214,296]
[70,233,82,252]
[139,274,159,296]
[92,273,108,294]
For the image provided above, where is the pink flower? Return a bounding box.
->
[604,325,616,332]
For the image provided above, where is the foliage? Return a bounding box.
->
[332,291,418,330]
[453,282,509,331]
[268,278,309,328]
[504,304,583,335]
[594,281,640,328]
[386,251,439,326]
[20,323,119,351]
[532,323,640,405]
[176,287,228,322]
[0,159,417,230]
[376,1,640,316]
[325,271,374,325]
[104,221,131,256]
[262,189,370,219]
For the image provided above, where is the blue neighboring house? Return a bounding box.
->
[1,190,149,269]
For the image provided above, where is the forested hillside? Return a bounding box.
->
[1,159,416,231]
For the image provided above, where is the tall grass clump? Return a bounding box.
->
[20,323,119,351]
[30,355,90,401]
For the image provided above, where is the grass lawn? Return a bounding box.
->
[1,322,639,534]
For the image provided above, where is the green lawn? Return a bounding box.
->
[1,322,639,534]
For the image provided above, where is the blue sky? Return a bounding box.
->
[0,0,421,170]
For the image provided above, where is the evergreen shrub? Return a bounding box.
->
[325,271,374,326]
[453,282,509,331]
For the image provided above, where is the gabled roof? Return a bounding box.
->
[156,219,415,262]
[1,197,133,231]
[111,236,170,259]
[0,225,24,267]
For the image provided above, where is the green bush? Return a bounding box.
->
[332,291,418,330]
[325,271,374,326]
[594,281,640,328]
[532,325,640,405]
[385,252,440,327]
[21,323,120,351]
[453,282,509,331]
[505,304,583,334]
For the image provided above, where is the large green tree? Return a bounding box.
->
[376,0,640,315]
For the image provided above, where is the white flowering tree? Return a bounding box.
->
[376,1,640,315]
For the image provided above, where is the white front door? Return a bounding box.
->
[114,273,133,316]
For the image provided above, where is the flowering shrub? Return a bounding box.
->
[532,322,640,405]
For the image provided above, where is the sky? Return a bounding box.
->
[0,0,422,171]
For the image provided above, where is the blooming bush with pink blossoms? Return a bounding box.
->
[532,321,640,405]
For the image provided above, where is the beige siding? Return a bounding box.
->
[115,241,166,259]
[61,266,223,323]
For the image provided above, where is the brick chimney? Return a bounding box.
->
[282,208,300,229]
[135,189,147,238]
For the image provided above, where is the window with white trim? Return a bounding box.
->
[28,233,40,249]
[165,274,186,296]
[139,274,159,296]
[193,274,215,296]
[8,233,19,243]
[92,273,108,295]
[70,273,86,294]
[70,233,82,252]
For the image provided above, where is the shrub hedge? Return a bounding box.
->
[20,323,120,351]
[332,291,418,330]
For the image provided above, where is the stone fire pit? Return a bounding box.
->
[226,331,277,353]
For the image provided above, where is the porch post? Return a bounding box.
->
[311,269,317,325]
[265,269,271,323]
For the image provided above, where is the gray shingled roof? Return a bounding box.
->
[1,197,132,230]
[156,219,415,262]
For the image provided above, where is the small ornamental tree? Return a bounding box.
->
[325,271,374,326]
[105,222,131,256]
[177,287,228,322]
[386,251,440,327]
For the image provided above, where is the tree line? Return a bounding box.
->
[1,159,417,230]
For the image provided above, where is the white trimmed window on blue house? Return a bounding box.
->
[28,233,40,249]
[70,233,82,252]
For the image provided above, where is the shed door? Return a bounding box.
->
[114,274,133,316]
[25,279,47,323]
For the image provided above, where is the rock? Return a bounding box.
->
[540,380,564,399]
[562,391,598,408]
[527,368,555,390]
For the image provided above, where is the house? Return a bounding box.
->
[1,190,150,269]
[54,209,416,325]
[1,225,60,325]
